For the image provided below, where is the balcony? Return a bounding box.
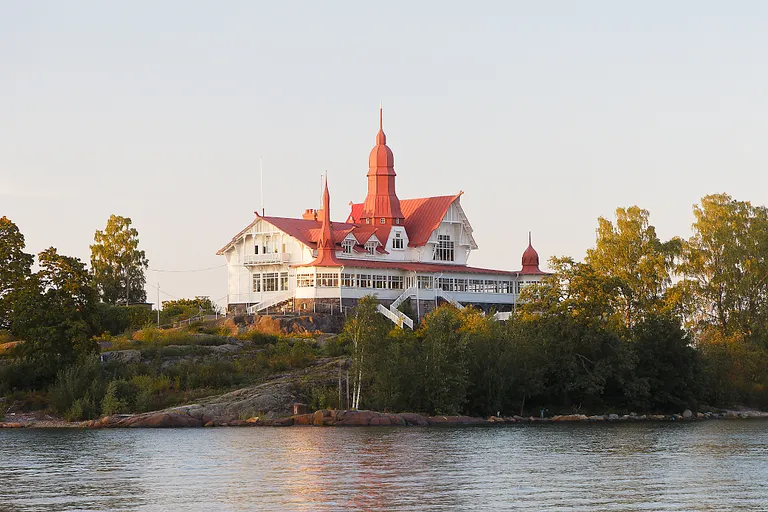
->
[243,253,291,265]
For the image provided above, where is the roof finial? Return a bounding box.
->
[376,103,386,145]
[528,231,532,246]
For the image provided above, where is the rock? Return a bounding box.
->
[0,422,24,428]
[401,413,430,426]
[608,414,620,421]
[588,415,606,421]
[100,349,141,364]
[552,414,589,422]
[682,409,693,419]
[121,412,205,428]
[369,416,391,426]
[292,413,314,426]
[204,421,215,427]
[696,412,705,420]
[336,410,377,426]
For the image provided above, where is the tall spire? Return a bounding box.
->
[362,105,404,223]
[521,232,541,274]
[310,175,342,267]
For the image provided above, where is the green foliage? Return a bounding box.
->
[161,297,221,323]
[586,207,681,328]
[90,214,149,305]
[98,303,154,335]
[49,356,105,419]
[0,217,34,331]
[11,248,99,386]
[101,379,140,415]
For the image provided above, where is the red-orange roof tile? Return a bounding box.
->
[348,193,461,248]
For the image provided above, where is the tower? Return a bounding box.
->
[360,107,404,225]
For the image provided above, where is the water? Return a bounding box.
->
[1,421,767,511]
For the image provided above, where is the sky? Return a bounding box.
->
[2,1,768,308]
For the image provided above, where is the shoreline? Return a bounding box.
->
[2,408,768,429]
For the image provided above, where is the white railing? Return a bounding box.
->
[436,288,465,310]
[243,253,290,265]
[247,290,294,314]
[391,287,416,310]
[377,304,414,329]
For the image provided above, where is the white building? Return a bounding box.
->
[217,109,546,327]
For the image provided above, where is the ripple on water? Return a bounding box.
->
[1,421,768,511]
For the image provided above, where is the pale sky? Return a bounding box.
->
[3,1,768,308]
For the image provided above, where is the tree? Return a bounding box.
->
[630,313,700,412]
[342,296,390,409]
[586,206,680,328]
[91,215,149,305]
[0,217,34,330]
[11,248,99,385]
[677,194,768,337]
[417,305,469,415]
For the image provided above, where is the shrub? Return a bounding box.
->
[101,379,140,415]
[49,356,105,418]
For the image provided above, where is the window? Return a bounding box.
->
[342,273,355,287]
[434,235,455,262]
[469,279,483,293]
[254,245,260,255]
[373,275,387,289]
[365,241,377,255]
[437,277,454,292]
[317,273,339,287]
[380,218,385,224]
[357,274,372,288]
[418,276,432,289]
[342,239,355,254]
[263,272,279,292]
[455,279,467,292]
[392,231,404,250]
[389,275,404,290]
[365,218,370,225]
[396,218,400,225]
[253,274,261,292]
[297,274,315,288]
[280,272,289,291]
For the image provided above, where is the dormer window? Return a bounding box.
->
[342,239,355,254]
[396,218,400,225]
[392,231,404,250]
[365,218,370,225]
[380,218,385,224]
[365,241,377,255]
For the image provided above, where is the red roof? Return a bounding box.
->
[216,215,356,254]
[296,258,525,276]
[348,193,462,247]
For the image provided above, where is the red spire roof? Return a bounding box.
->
[362,106,404,222]
[309,177,342,267]
[521,232,542,274]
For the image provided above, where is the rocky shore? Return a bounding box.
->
[2,407,768,429]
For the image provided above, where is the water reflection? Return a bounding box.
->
[1,421,767,511]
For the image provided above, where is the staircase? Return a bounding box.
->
[247,290,294,315]
[435,288,465,310]
[377,304,414,329]
[391,287,416,310]
[493,311,512,321]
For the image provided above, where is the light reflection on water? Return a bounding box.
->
[1,421,767,511]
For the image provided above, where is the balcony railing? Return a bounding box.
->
[243,253,291,265]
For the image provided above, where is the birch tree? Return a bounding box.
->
[90,215,149,304]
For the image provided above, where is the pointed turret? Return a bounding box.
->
[310,177,342,266]
[521,232,541,274]
[361,106,404,224]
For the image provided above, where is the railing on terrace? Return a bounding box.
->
[243,253,291,265]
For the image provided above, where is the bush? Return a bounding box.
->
[49,356,105,418]
[101,379,140,415]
